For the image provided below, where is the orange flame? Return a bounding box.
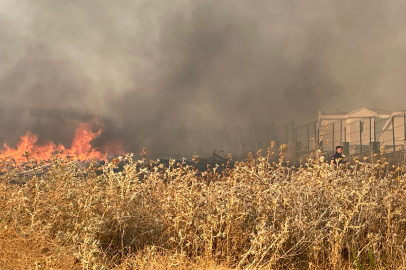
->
[0,122,111,164]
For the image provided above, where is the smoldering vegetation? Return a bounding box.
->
[1,0,406,156]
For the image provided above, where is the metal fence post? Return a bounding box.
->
[373,118,376,142]
[314,122,317,143]
[359,121,362,154]
[275,125,278,142]
[306,123,310,153]
[404,114,406,140]
[332,122,335,150]
[294,128,297,143]
[369,117,372,143]
[234,127,237,148]
[266,125,269,145]
[255,124,258,147]
[249,127,252,149]
[238,126,241,147]
[272,123,275,141]
[344,127,347,142]
[392,116,396,152]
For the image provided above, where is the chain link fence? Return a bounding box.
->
[199,113,406,164]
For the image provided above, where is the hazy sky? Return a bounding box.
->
[1,0,406,154]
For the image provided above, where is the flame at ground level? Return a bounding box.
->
[0,122,124,164]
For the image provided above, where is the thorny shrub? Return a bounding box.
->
[0,147,406,269]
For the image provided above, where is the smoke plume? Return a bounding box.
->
[1,0,405,156]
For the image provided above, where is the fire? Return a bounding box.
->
[58,123,106,161]
[0,122,116,164]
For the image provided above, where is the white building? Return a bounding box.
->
[318,108,402,154]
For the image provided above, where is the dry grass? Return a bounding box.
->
[1,148,406,270]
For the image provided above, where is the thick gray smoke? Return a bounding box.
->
[1,0,405,156]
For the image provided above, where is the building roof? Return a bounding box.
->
[368,108,393,115]
[321,108,394,116]
[320,111,348,115]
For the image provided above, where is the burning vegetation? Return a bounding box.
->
[0,119,124,170]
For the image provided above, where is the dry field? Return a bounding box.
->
[1,148,406,270]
